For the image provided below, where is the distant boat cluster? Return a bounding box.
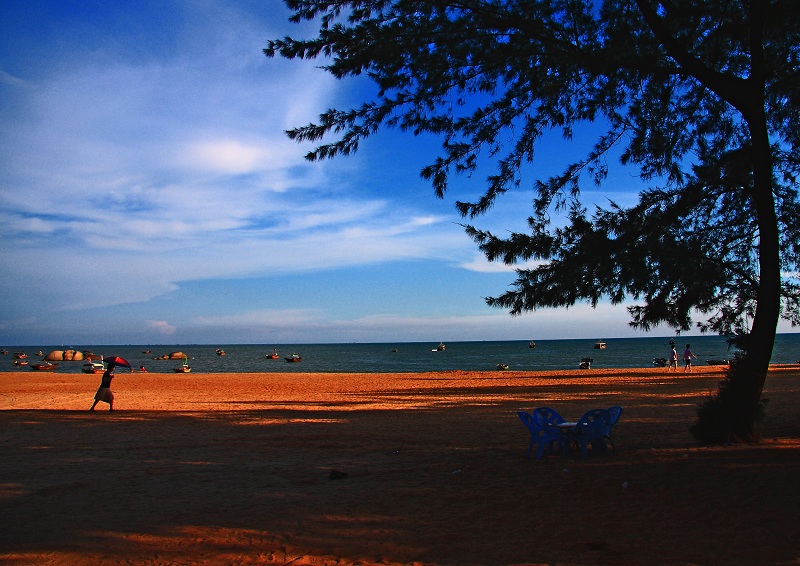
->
[0,339,626,374]
[3,336,797,373]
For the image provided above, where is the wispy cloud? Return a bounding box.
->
[176,303,649,343]
[0,2,472,321]
[458,254,544,273]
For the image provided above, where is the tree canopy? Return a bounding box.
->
[267,0,800,441]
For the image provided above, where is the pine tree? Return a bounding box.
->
[266,0,800,441]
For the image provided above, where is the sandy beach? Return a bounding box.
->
[1,365,799,565]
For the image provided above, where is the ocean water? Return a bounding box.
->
[4,334,799,374]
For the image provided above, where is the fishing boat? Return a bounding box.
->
[82,361,106,374]
[216,348,227,356]
[496,363,509,370]
[266,349,279,359]
[285,353,302,363]
[30,362,58,371]
[431,342,446,352]
[13,352,27,359]
[528,341,536,349]
[13,360,28,366]
[173,357,192,373]
[594,339,607,349]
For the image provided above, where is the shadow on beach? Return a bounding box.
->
[1,368,799,565]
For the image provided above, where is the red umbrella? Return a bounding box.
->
[103,356,131,368]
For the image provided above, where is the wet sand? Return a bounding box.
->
[1,365,799,565]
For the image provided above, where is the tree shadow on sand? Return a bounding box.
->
[1,373,799,565]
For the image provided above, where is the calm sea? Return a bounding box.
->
[4,334,799,374]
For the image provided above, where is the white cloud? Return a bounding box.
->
[459,254,543,273]
[180,139,272,175]
[148,320,177,335]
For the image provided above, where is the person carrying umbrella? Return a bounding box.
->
[89,356,130,411]
[90,363,116,411]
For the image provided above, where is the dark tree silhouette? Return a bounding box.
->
[266,0,800,442]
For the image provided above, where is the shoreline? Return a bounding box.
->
[1,365,799,564]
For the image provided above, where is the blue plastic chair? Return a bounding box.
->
[517,407,565,460]
[517,411,539,458]
[533,406,566,427]
[564,408,611,459]
[532,407,567,459]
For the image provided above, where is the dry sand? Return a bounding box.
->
[1,365,799,565]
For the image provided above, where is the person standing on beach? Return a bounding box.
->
[668,345,679,371]
[90,363,115,411]
[683,344,697,373]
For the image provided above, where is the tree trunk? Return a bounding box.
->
[692,2,780,443]
[730,107,781,441]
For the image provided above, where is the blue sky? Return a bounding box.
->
[1,1,790,346]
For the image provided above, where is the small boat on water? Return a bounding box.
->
[285,354,302,363]
[30,362,58,371]
[496,363,509,370]
[653,357,668,367]
[173,357,192,373]
[14,352,27,359]
[266,349,279,359]
[216,348,227,356]
[431,342,446,352]
[82,361,106,374]
[528,341,536,349]
[14,360,29,366]
[594,340,607,349]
